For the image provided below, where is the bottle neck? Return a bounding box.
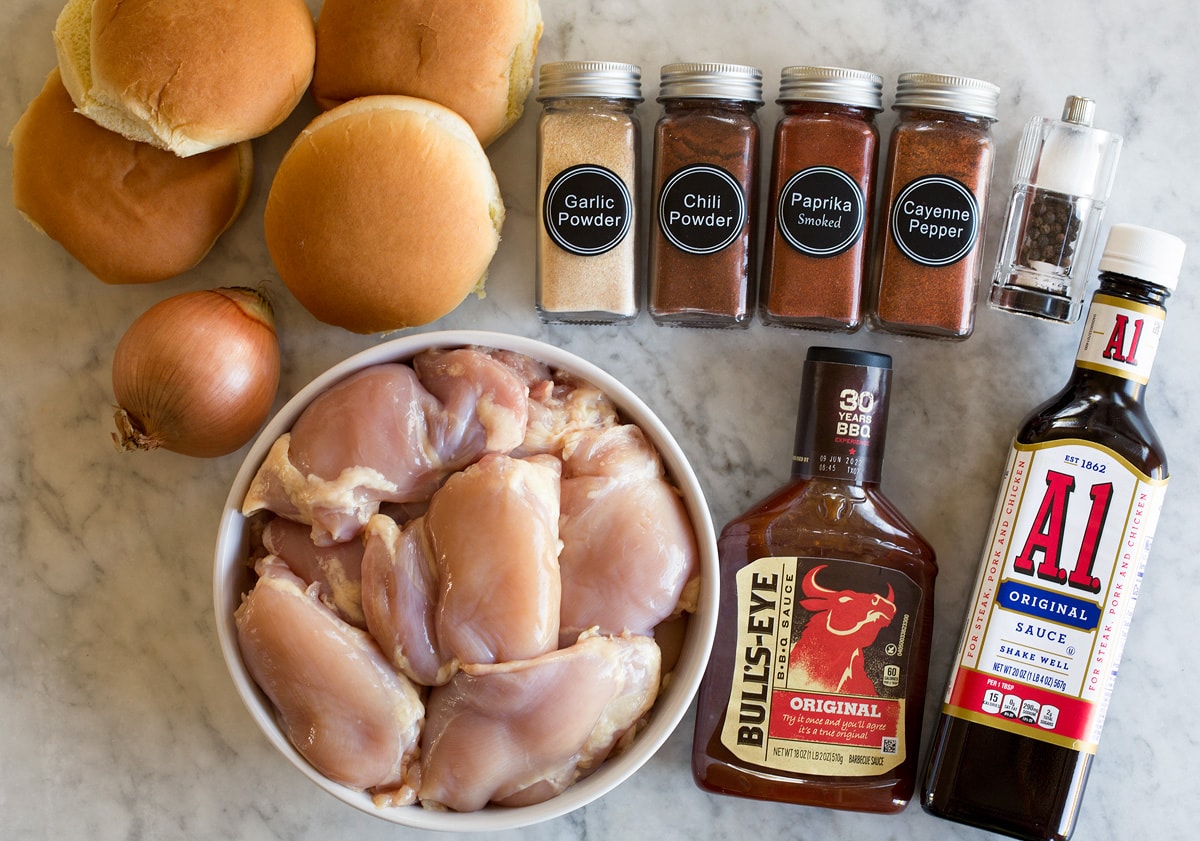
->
[790,358,891,485]
[1069,271,1171,399]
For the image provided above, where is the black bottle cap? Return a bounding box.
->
[805,345,893,370]
[793,346,893,483]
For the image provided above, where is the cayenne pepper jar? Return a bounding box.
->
[648,62,763,328]
[869,72,1000,340]
[760,66,883,332]
[921,224,1185,840]
[536,61,643,324]
[693,346,938,813]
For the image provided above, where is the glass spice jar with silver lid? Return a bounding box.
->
[648,62,763,328]
[536,61,643,324]
[869,72,1000,341]
[760,66,884,332]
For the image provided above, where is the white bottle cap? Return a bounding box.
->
[1098,224,1186,291]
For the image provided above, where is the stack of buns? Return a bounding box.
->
[263,0,543,332]
[12,0,544,331]
[12,0,315,285]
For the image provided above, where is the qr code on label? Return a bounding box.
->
[881,737,898,755]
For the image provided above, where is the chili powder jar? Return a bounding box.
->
[760,66,883,332]
[648,62,763,328]
[536,61,643,324]
[869,72,1000,340]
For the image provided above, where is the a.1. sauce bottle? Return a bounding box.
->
[920,224,1186,840]
[692,346,937,813]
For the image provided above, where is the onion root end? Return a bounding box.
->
[112,407,162,453]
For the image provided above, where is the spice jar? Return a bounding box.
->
[760,66,883,332]
[869,72,1000,340]
[988,95,1122,324]
[536,61,643,324]
[648,62,763,328]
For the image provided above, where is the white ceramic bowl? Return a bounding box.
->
[213,330,718,831]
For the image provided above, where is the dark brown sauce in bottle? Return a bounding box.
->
[692,347,937,813]
[921,225,1182,840]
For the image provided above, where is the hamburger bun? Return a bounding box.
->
[10,68,253,285]
[264,95,505,334]
[311,0,542,147]
[53,0,316,157]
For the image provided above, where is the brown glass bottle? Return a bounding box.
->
[692,346,937,813]
[921,224,1185,840]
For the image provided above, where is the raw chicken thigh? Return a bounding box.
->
[360,513,456,686]
[418,632,662,811]
[414,348,530,458]
[242,353,528,545]
[262,516,366,628]
[512,366,619,457]
[558,425,700,643]
[426,453,562,665]
[235,556,423,802]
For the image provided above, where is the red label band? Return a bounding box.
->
[947,666,1096,747]
[769,689,902,747]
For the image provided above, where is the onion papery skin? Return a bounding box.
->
[112,287,281,458]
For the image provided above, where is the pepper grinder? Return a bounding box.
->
[988,95,1122,324]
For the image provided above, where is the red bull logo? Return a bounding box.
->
[789,565,897,695]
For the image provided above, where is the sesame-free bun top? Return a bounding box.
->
[311,0,543,147]
[53,0,315,157]
[10,68,253,285]
[264,95,506,334]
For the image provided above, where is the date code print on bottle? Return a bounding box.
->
[890,175,980,266]
[658,164,748,254]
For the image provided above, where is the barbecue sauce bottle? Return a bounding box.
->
[921,224,1186,840]
[692,346,937,813]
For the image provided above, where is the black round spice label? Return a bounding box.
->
[777,166,865,257]
[890,175,980,266]
[657,164,747,255]
[543,164,633,256]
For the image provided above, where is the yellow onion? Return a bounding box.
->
[112,287,281,457]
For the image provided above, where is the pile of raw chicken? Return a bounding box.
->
[234,346,701,811]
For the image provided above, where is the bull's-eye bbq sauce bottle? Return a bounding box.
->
[692,346,937,813]
[921,224,1186,840]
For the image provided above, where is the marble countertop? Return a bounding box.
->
[3,1,1198,839]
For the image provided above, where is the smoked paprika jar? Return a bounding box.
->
[693,346,938,813]
[648,62,763,328]
[760,66,883,332]
[869,72,1000,340]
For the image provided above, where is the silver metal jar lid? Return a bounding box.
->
[657,62,764,103]
[1061,94,1096,126]
[537,61,643,101]
[894,72,1000,120]
[778,66,883,111]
